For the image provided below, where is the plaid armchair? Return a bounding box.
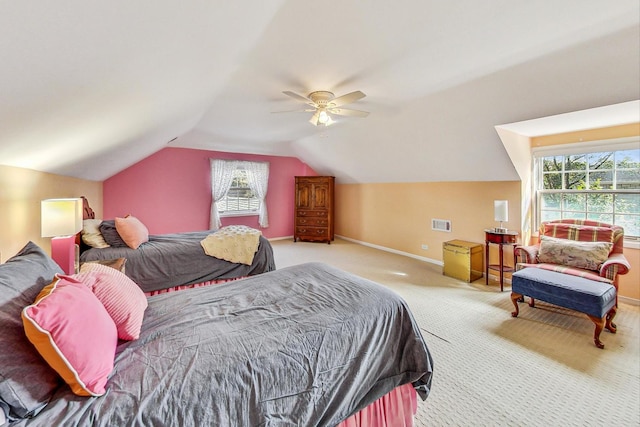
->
[515,219,631,288]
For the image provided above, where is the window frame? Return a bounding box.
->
[532,137,640,244]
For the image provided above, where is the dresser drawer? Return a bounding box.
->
[296,216,328,227]
[296,210,328,218]
[295,226,329,237]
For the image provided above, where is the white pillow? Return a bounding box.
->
[538,235,613,271]
[82,219,110,248]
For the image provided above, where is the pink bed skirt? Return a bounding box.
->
[144,277,246,296]
[338,383,417,427]
[145,280,418,427]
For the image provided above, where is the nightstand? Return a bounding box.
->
[484,229,518,291]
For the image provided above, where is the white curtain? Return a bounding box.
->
[245,161,269,228]
[209,159,239,230]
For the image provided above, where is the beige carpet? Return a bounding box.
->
[270,238,640,427]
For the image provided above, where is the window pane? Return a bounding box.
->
[563,211,586,220]
[587,152,613,170]
[587,213,614,223]
[588,171,612,189]
[542,173,562,189]
[615,214,640,237]
[540,210,561,222]
[565,154,587,171]
[542,156,563,172]
[563,193,585,211]
[218,169,258,213]
[616,170,640,189]
[616,149,640,169]
[615,193,640,214]
[587,193,613,213]
[565,172,586,189]
[540,193,561,209]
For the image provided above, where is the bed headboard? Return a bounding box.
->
[82,196,95,220]
[77,196,95,253]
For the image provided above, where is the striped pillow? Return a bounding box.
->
[542,223,615,247]
[22,277,117,396]
[74,263,148,340]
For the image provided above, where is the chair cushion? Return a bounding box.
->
[512,268,616,318]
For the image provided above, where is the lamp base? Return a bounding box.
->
[494,227,508,233]
[51,235,78,275]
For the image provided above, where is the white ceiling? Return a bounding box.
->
[1,1,638,184]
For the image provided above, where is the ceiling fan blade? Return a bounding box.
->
[271,109,314,114]
[283,91,315,106]
[329,90,366,107]
[329,107,370,117]
[309,110,320,126]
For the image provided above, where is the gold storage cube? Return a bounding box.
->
[443,240,483,282]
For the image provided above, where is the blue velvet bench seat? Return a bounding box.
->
[510,268,617,349]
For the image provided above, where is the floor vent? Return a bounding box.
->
[432,219,451,232]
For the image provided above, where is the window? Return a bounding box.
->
[534,140,640,239]
[209,159,269,230]
[217,168,260,215]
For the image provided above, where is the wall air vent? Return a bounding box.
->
[431,219,451,232]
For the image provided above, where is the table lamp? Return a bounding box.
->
[41,198,83,274]
[494,200,508,233]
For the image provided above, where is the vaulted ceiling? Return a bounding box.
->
[1,1,638,184]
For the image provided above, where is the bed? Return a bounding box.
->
[1,242,433,427]
[80,229,276,294]
[77,198,276,293]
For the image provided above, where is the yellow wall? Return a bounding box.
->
[336,178,639,301]
[531,123,640,147]
[0,165,102,262]
[335,181,521,263]
[621,248,640,300]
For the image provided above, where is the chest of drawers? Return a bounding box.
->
[294,176,334,244]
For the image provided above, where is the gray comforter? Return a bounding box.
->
[18,262,433,427]
[80,231,276,293]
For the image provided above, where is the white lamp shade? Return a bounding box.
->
[41,198,83,237]
[494,200,509,222]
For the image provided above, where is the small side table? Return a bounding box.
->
[485,229,518,291]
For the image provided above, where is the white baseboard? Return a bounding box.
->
[335,235,443,266]
[268,235,294,242]
[276,235,640,306]
[619,295,640,306]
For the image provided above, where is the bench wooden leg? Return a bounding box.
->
[605,306,617,334]
[587,315,606,349]
[510,292,522,317]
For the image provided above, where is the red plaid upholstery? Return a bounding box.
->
[540,219,624,254]
[515,219,630,288]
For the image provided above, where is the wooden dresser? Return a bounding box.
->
[294,176,335,244]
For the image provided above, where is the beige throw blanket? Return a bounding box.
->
[200,225,262,265]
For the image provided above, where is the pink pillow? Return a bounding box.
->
[22,276,117,397]
[115,215,149,249]
[73,263,148,340]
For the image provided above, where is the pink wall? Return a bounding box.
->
[103,147,315,238]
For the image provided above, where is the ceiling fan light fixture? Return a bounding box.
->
[318,110,330,125]
[281,89,367,127]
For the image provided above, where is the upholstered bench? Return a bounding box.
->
[510,268,617,349]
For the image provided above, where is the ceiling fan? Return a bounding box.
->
[278,90,369,126]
